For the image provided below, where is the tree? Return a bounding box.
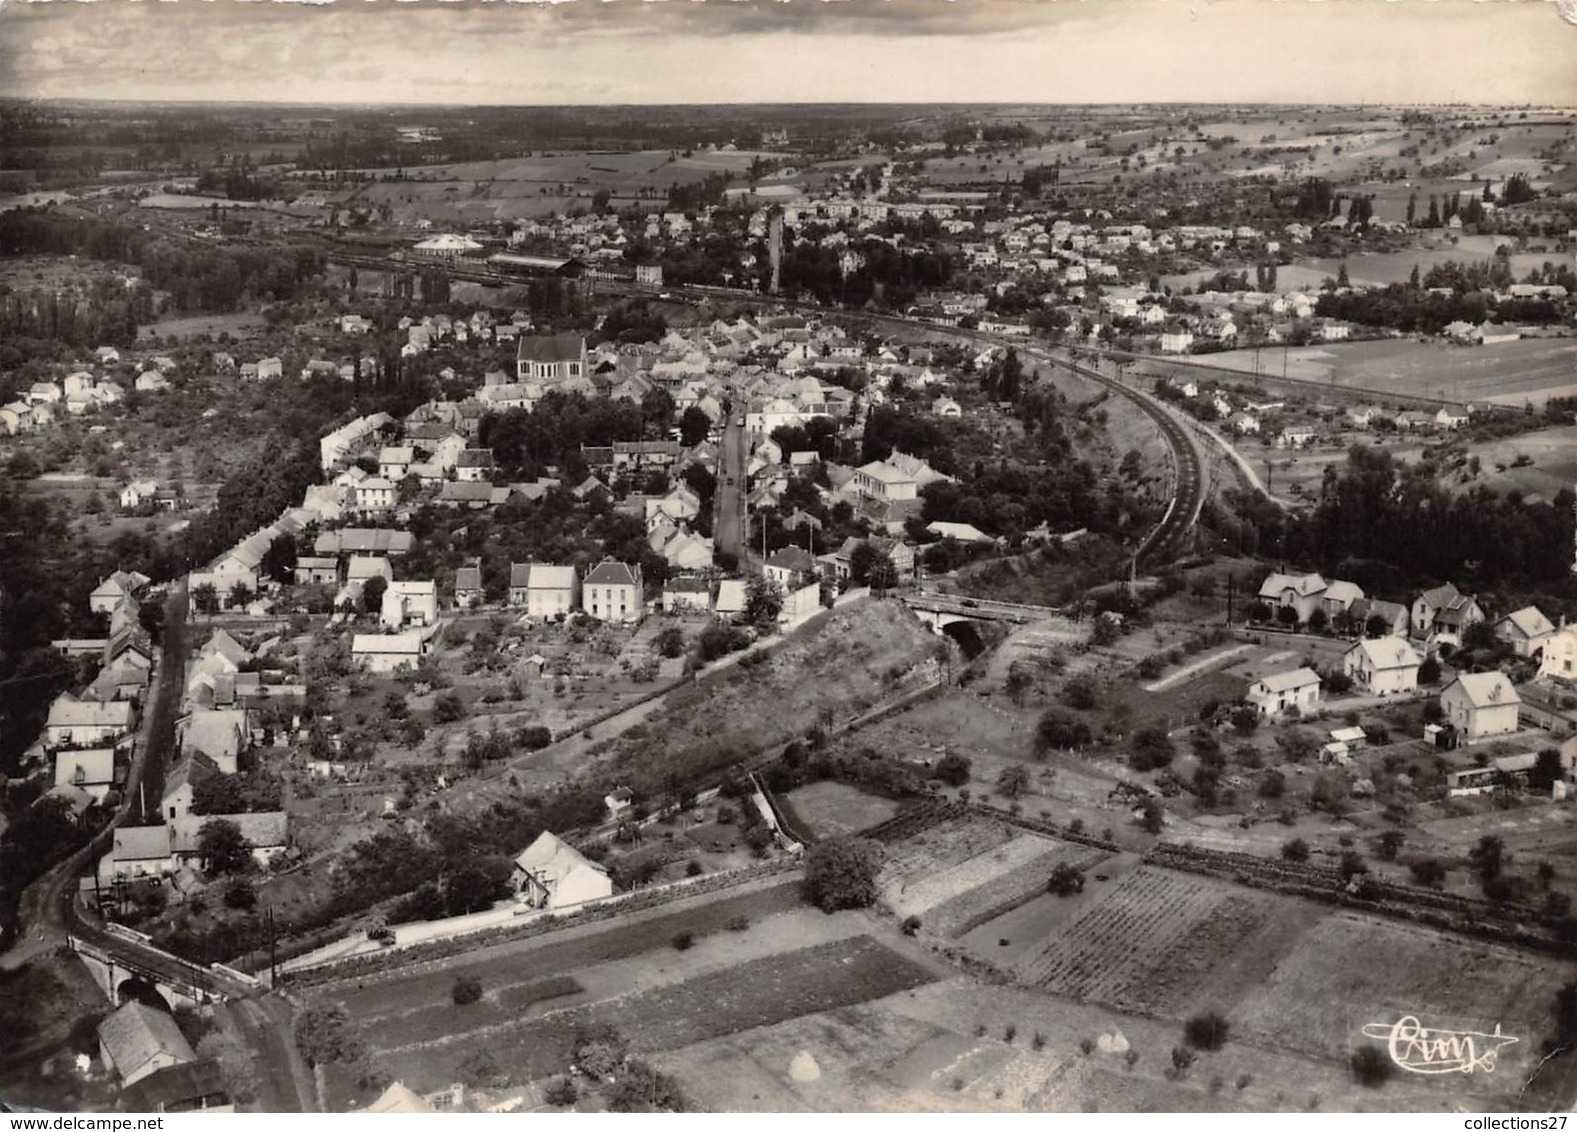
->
[1130,726,1175,772]
[1530,748,1563,793]
[655,626,685,659]
[293,1005,365,1068]
[802,837,883,912]
[1139,798,1164,834]
[197,818,252,876]
[678,406,712,447]
[996,765,1030,799]
[1469,835,1506,883]
[261,534,298,586]
[452,975,483,1005]
[1184,1012,1230,1051]
[360,575,387,617]
[223,877,257,910]
[1281,838,1310,863]
[933,751,972,786]
[192,583,219,615]
[744,573,784,631]
[1375,830,1406,861]
[1047,862,1085,897]
[1036,712,1091,752]
[228,581,253,610]
[1351,1044,1392,1087]
[1410,858,1447,887]
[191,772,246,816]
[433,692,464,724]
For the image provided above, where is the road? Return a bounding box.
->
[714,408,749,564]
[213,996,317,1112]
[7,580,188,968]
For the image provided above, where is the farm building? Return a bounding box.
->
[511,831,613,911]
[1342,638,1421,696]
[1440,671,1521,741]
[1246,668,1321,717]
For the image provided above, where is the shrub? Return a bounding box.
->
[1129,726,1175,771]
[1048,862,1086,897]
[901,915,922,936]
[1281,838,1310,863]
[544,1077,578,1107]
[452,975,483,1005]
[933,752,972,786]
[1036,712,1093,753]
[1004,1024,1017,1043]
[1032,1032,1046,1051]
[432,692,465,724]
[1184,1011,1230,1051]
[1351,1045,1392,1088]
[672,931,695,951]
[725,916,750,932]
[1063,676,1100,710]
[1078,1037,1094,1056]
[685,860,703,877]
[1171,1046,1196,1073]
[1409,858,1447,886]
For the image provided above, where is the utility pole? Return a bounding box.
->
[1227,574,1235,625]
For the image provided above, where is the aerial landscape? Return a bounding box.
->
[1,0,1577,1117]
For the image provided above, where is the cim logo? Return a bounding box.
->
[1361,1016,1520,1076]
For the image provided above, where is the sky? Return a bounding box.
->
[0,0,1574,107]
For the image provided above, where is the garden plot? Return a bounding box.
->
[883,831,1068,925]
[1019,867,1289,1016]
[878,815,1017,893]
[921,843,1115,940]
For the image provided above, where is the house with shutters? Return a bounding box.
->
[1440,671,1521,741]
[515,334,586,383]
[1342,637,1421,696]
[582,560,643,624]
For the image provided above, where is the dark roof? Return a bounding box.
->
[456,449,496,467]
[765,547,818,572]
[613,440,682,456]
[516,334,585,364]
[455,566,481,590]
[664,575,711,593]
[120,1059,229,1113]
[585,559,639,587]
[509,563,533,588]
[580,445,615,466]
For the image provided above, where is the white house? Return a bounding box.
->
[45,696,134,752]
[1257,571,1327,624]
[1496,606,1556,659]
[510,563,580,619]
[54,747,116,804]
[582,560,643,624]
[380,580,438,630]
[97,1003,197,1087]
[511,831,613,910]
[1440,671,1520,741]
[1342,638,1421,697]
[351,631,428,674]
[1246,668,1321,717]
[1540,626,1577,682]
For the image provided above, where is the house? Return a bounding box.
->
[98,825,176,882]
[171,811,288,870]
[454,564,483,609]
[97,1003,197,1087]
[1257,571,1327,624]
[662,575,713,614]
[45,696,133,752]
[1342,638,1421,696]
[763,546,819,592]
[852,460,918,503]
[53,747,116,804]
[351,631,428,673]
[454,449,496,482]
[516,334,586,383]
[178,709,249,775]
[604,787,634,821]
[1496,606,1556,658]
[120,480,159,510]
[314,529,414,557]
[90,570,151,616]
[1440,671,1521,741]
[510,563,580,619]
[355,477,398,514]
[715,578,747,619]
[380,580,438,630]
[293,556,339,586]
[583,560,643,624]
[120,1060,233,1114]
[1277,425,1316,449]
[1540,625,1577,682]
[161,753,220,822]
[1320,579,1365,617]
[512,831,613,910]
[926,521,996,545]
[1246,668,1321,717]
[366,1083,435,1115]
[378,446,414,481]
[1412,582,1484,638]
[1350,597,1410,638]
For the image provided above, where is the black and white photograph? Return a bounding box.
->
[1,0,1576,1115]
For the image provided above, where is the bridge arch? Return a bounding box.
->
[115,974,176,1011]
[940,619,988,660]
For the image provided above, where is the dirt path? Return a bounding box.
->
[1143,643,1253,692]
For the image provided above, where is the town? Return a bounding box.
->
[2,91,1577,1116]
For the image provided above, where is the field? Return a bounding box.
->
[778,780,902,840]
[138,310,269,342]
[1467,424,1577,500]
[1185,337,1577,408]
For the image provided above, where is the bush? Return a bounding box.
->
[1351,1044,1392,1088]
[1062,676,1100,710]
[1418,656,1441,685]
[901,915,921,936]
[1036,712,1092,753]
[1129,726,1175,772]
[802,837,883,912]
[933,752,972,786]
[432,692,465,724]
[1171,1045,1196,1073]
[1047,862,1086,897]
[452,975,483,1005]
[685,860,703,877]
[1409,858,1447,887]
[544,1077,578,1107]
[1184,1011,1230,1051]
[672,931,695,951]
[1281,838,1310,863]
[725,916,750,932]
